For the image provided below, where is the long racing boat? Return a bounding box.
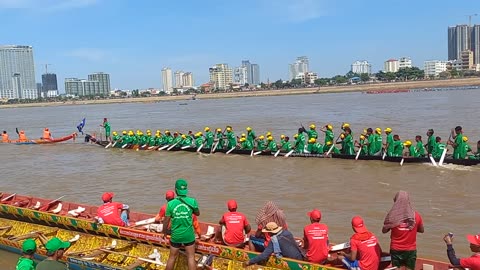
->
[3,133,77,145]
[0,192,451,270]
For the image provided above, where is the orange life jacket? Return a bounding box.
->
[43,129,51,139]
[18,131,27,142]
[1,133,9,142]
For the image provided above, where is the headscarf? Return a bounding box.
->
[383,190,415,230]
[255,201,287,228]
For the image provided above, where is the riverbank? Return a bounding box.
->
[1,77,480,109]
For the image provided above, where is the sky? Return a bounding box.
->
[0,0,479,91]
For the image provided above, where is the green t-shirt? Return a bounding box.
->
[343,134,355,155]
[226,131,236,148]
[16,257,36,270]
[416,142,426,157]
[307,129,318,139]
[324,130,334,145]
[386,134,394,156]
[432,143,446,159]
[282,141,292,151]
[247,130,256,144]
[409,145,419,157]
[205,131,214,148]
[427,135,436,153]
[459,143,472,159]
[393,141,404,157]
[241,140,253,150]
[295,133,306,153]
[36,259,67,270]
[256,139,266,151]
[453,135,463,158]
[267,141,278,151]
[166,196,199,244]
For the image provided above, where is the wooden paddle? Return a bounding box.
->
[99,249,165,266]
[226,147,236,154]
[400,157,404,166]
[274,149,281,157]
[284,149,294,157]
[355,144,363,160]
[181,145,192,149]
[66,239,117,256]
[325,134,342,156]
[429,154,438,167]
[1,193,16,202]
[253,150,263,156]
[39,195,65,211]
[157,144,170,151]
[439,133,452,166]
[167,141,180,151]
[104,142,113,149]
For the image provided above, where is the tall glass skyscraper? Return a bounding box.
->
[0,45,37,99]
[448,24,480,64]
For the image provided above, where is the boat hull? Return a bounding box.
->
[5,133,77,145]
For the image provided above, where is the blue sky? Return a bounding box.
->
[0,0,478,91]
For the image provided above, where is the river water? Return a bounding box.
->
[0,89,479,265]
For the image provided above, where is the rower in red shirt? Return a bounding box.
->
[215,200,251,247]
[96,192,130,226]
[445,233,480,270]
[303,209,329,264]
[341,216,382,270]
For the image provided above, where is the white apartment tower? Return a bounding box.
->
[384,59,400,73]
[209,64,232,90]
[162,67,173,93]
[424,60,447,77]
[0,45,37,99]
[351,60,372,74]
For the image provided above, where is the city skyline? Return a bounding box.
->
[1,0,478,90]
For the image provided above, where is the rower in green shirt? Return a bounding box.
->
[171,132,182,145]
[295,129,306,153]
[342,128,355,155]
[266,136,278,152]
[204,127,214,149]
[194,132,204,148]
[163,131,173,145]
[404,140,419,157]
[215,128,225,150]
[306,124,318,140]
[392,134,404,157]
[431,136,444,159]
[426,129,436,155]
[112,131,120,142]
[154,131,163,146]
[325,141,340,154]
[459,136,472,159]
[246,127,256,145]
[225,127,236,149]
[366,128,375,155]
[450,126,465,159]
[415,135,426,157]
[239,137,253,150]
[385,128,394,157]
[469,140,480,160]
[279,134,286,146]
[180,134,192,147]
[307,138,323,154]
[355,134,368,156]
[281,136,292,152]
[256,135,266,151]
[321,124,334,147]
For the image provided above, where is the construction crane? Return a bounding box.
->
[44,63,51,74]
[467,14,478,27]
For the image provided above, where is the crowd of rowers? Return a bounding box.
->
[86,179,480,270]
[104,124,480,160]
[1,128,53,143]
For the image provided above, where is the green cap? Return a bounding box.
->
[45,237,71,252]
[22,239,37,253]
[175,178,188,196]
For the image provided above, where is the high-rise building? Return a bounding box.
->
[351,60,372,74]
[473,25,480,65]
[233,66,248,85]
[251,64,260,85]
[289,56,309,80]
[424,60,447,77]
[161,67,173,93]
[237,60,261,85]
[65,78,101,96]
[182,72,194,88]
[36,83,43,98]
[88,72,110,95]
[0,45,37,99]
[42,73,58,95]
[384,59,399,73]
[174,71,184,88]
[399,57,413,69]
[460,50,474,70]
[209,64,232,90]
[241,60,252,84]
[448,24,480,63]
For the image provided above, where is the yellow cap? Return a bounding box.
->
[463,136,468,142]
[246,127,252,131]
[363,129,367,134]
[309,138,316,143]
[360,135,365,140]
[204,127,210,131]
[327,124,333,130]
[403,140,412,146]
[146,129,151,133]
[216,128,222,132]
[342,123,350,128]
[240,137,246,142]
[113,131,118,135]
[156,130,161,133]
[340,134,345,139]
[280,134,285,139]
[259,135,265,140]
[146,131,151,135]
[267,136,273,141]
[165,130,170,134]
[309,124,316,129]
[326,141,332,146]
[226,127,232,131]
[375,128,381,133]
[294,134,298,138]
[241,133,246,137]
[122,130,127,134]
[266,132,272,136]
[181,134,187,139]
[385,128,392,133]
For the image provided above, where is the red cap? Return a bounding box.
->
[467,234,480,246]
[227,200,237,211]
[352,216,367,233]
[307,209,322,221]
[165,190,175,200]
[102,192,114,202]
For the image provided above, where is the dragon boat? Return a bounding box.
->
[84,135,480,166]
[4,133,77,145]
[0,192,451,270]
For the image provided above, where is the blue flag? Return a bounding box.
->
[77,118,86,134]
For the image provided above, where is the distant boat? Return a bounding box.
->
[179,103,188,106]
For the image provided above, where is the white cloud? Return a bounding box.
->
[65,48,111,62]
[262,0,327,23]
[0,0,98,11]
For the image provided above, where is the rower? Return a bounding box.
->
[342,127,355,155]
[295,128,306,153]
[16,239,37,270]
[154,130,163,146]
[214,128,225,150]
[426,129,436,155]
[415,135,426,157]
[385,128,394,157]
[96,192,130,226]
[307,124,318,140]
[281,136,292,152]
[204,127,214,149]
[18,130,28,142]
[171,132,182,146]
[225,127,236,149]
[404,140,419,157]
[370,128,382,156]
[146,130,155,147]
[320,124,334,149]
[266,136,278,152]
[469,140,480,160]
[194,132,204,148]
[246,127,256,145]
[112,131,120,142]
[307,138,323,154]
[215,199,251,248]
[392,134,403,157]
[180,134,192,147]
[256,135,266,151]
[164,130,173,145]
[459,136,472,159]
[239,137,253,150]
[450,126,464,159]
[279,134,286,145]
[326,141,340,154]
[1,131,9,142]
[42,128,52,140]
[102,118,111,142]
[432,136,446,159]
[355,134,368,156]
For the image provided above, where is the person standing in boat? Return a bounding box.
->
[385,128,394,157]
[415,136,426,157]
[204,127,214,149]
[449,126,465,159]
[162,179,200,270]
[246,127,256,146]
[225,126,236,150]
[320,124,334,152]
[342,127,355,155]
[215,199,251,248]
[16,239,37,270]
[425,129,436,155]
[36,237,71,270]
[101,118,111,142]
[1,130,9,142]
[243,222,303,267]
[303,209,329,264]
[444,233,480,270]
[382,191,424,270]
[96,192,130,226]
[306,124,318,140]
[340,216,382,270]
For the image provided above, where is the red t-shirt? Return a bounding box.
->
[350,234,381,270]
[158,204,167,219]
[460,254,480,270]
[97,202,125,226]
[303,223,329,263]
[220,212,249,245]
[390,211,423,251]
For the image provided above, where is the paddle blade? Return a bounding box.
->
[439,148,447,166]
